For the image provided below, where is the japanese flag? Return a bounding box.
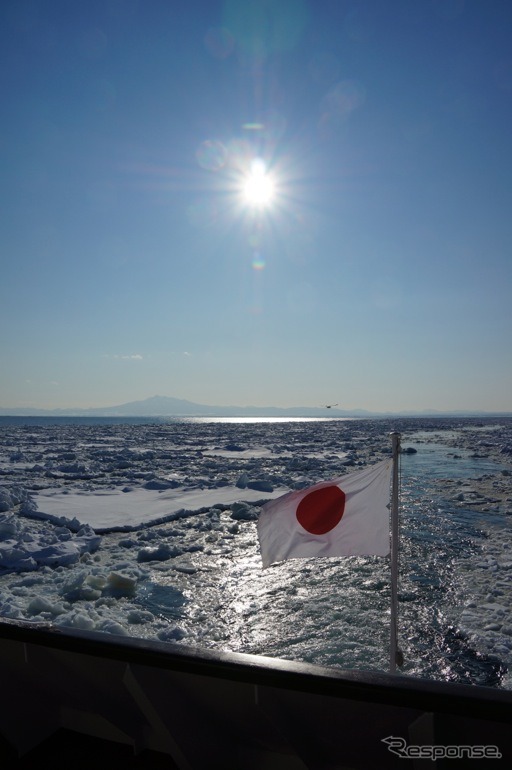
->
[257,459,392,568]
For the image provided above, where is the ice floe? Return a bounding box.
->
[0,416,511,685]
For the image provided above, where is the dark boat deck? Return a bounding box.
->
[1,619,511,769]
[0,729,176,769]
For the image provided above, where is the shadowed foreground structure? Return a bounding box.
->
[1,619,511,769]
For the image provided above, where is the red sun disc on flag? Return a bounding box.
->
[296,485,346,535]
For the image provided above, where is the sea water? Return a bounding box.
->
[0,416,511,687]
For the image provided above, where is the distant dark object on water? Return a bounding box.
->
[402,447,418,454]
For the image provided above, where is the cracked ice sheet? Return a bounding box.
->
[31,485,288,531]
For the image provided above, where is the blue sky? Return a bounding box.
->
[1,0,511,412]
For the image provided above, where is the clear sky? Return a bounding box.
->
[1,0,512,413]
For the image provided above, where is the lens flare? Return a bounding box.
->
[252,253,266,270]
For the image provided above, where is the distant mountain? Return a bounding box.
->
[88,395,218,417]
[0,395,510,418]
[0,395,372,418]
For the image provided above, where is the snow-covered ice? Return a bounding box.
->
[30,484,288,531]
[0,416,511,686]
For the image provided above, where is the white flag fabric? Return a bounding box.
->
[257,459,392,568]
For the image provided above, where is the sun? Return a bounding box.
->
[242,159,276,208]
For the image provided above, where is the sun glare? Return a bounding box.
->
[242,159,275,208]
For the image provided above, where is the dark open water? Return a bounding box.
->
[1,414,511,686]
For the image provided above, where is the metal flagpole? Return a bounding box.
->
[389,431,402,674]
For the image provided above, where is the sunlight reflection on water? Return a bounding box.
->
[1,416,510,686]
[187,417,357,424]
[141,438,509,683]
